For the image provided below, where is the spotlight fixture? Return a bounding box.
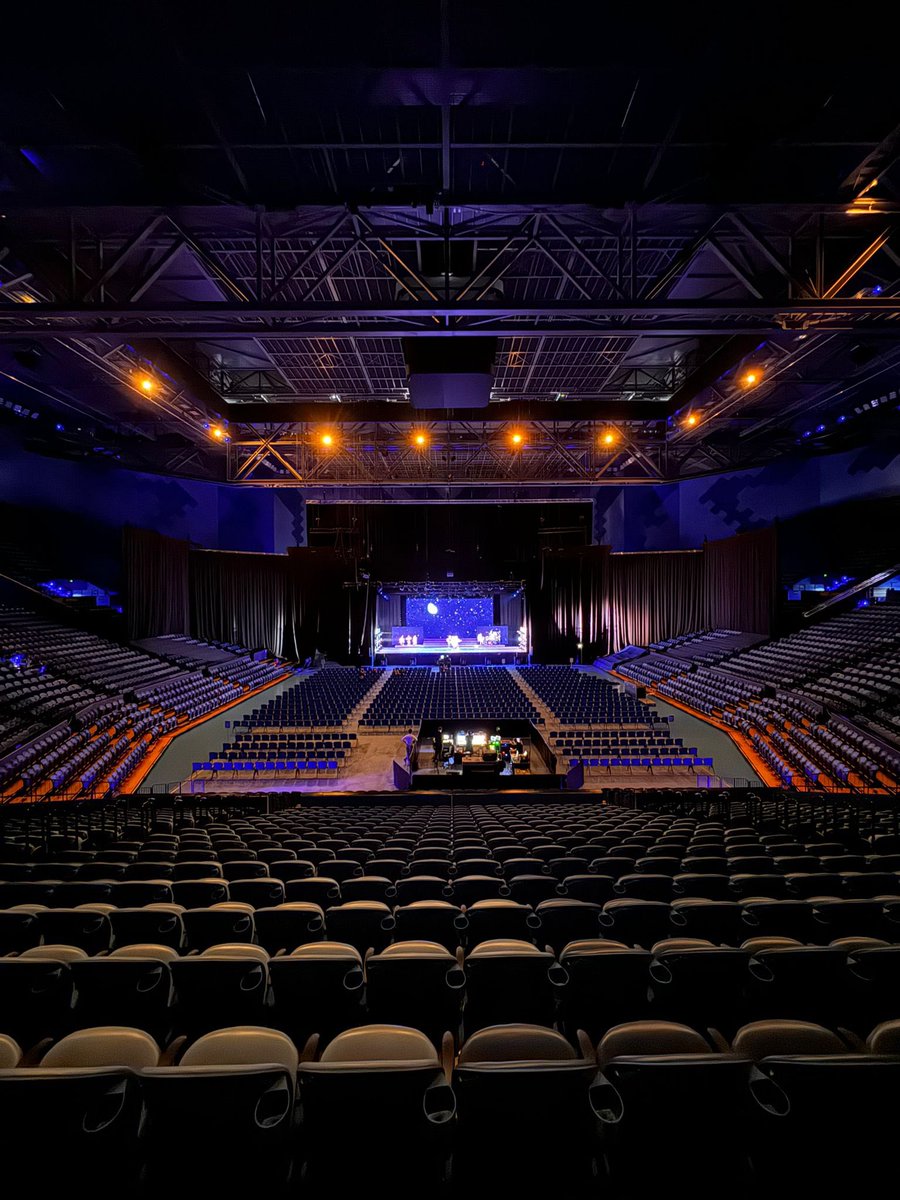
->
[684,413,699,428]
[600,430,617,447]
[510,431,523,446]
[138,376,155,393]
[321,433,334,447]
[413,432,427,447]
[741,368,763,386]
[210,425,225,440]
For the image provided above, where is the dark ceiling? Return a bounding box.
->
[0,2,898,490]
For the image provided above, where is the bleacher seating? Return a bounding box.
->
[0,608,288,798]
[617,608,900,790]
[0,798,899,1194]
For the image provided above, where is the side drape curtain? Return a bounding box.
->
[605,551,704,651]
[496,591,525,638]
[124,526,190,639]
[288,548,357,662]
[190,551,299,658]
[375,592,405,635]
[530,547,610,661]
[704,528,777,635]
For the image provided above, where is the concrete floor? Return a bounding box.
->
[141,672,312,789]
[587,666,761,786]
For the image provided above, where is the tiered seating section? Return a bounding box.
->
[617,607,900,790]
[723,607,900,688]
[360,666,539,727]
[139,634,261,667]
[1,801,899,1193]
[0,609,287,798]
[649,628,764,663]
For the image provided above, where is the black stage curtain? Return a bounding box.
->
[704,528,777,635]
[496,590,525,637]
[124,526,190,640]
[376,592,405,636]
[190,551,300,658]
[605,551,705,651]
[530,547,610,662]
[288,548,360,663]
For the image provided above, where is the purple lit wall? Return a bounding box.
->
[0,430,308,587]
[598,439,900,551]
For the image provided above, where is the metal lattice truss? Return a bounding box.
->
[379,581,523,597]
[229,419,668,486]
[1,201,899,485]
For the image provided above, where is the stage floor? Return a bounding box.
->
[379,642,527,665]
[382,641,524,655]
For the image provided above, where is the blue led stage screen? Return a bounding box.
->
[406,596,493,638]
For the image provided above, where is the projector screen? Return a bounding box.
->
[406,595,493,638]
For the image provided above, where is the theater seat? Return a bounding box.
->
[454,1024,598,1191]
[269,942,364,1042]
[40,1025,162,1069]
[299,1025,454,1191]
[558,940,653,1040]
[464,939,563,1032]
[0,1035,22,1068]
[141,1029,296,1188]
[597,1019,711,1066]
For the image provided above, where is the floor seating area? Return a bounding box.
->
[194,730,359,780]
[0,608,287,799]
[519,666,670,725]
[360,665,540,727]
[1,799,900,1194]
[552,728,712,776]
[235,669,379,730]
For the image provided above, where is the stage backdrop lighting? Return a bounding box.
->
[408,595,492,638]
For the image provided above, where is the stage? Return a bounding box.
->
[377,641,528,665]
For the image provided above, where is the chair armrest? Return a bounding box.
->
[20,1037,53,1067]
[159,1035,188,1066]
[440,1030,455,1083]
[576,1029,596,1061]
[299,1032,320,1064]
[707,1027,730,1052]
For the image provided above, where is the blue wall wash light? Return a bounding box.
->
[426,602,439,616]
